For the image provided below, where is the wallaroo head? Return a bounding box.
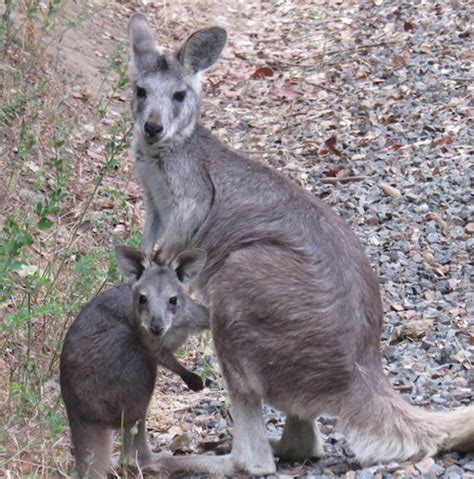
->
[127,13,227,146]
[115,245,206,337]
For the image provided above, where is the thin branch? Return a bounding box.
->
[320,175,367,184]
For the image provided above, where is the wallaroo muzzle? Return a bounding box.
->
[150,322,163,336]
[144,121,163,139]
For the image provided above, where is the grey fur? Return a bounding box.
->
[59,246,209,478]
[128,14,474,476]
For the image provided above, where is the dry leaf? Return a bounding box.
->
[250,67,274,79]
[169,433,192,453]
[389,301,404,312]
[394,319,434,339]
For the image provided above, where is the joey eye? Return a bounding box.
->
[169,296,177,305]
[139,294,147,305]
[172,90,186,102]
[136,86,147,98]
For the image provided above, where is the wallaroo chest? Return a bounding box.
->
[133,136,212,259]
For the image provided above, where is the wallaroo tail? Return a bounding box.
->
[341,378,474,465]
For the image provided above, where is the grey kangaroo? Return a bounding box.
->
[127,13,474,476]
[60,245,209,478]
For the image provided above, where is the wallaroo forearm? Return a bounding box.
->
[127,12,474,477]
[157,348,204,392]
[185,301,210,331]
[140,201,161,257]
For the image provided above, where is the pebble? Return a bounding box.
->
[444,464,465,479]
[415,457,435,474]
[380,183,402,198]
[431,463,446,476]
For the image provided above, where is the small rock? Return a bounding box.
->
[465,462,474,472]
[444,464,465,479]
[401,463,418,475]
[380,183,402,198]
[423,252,435,266]
[465,223,474,234]
[431,463,445,476]
[415,457,434,474]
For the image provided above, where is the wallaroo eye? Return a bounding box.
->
[169,296,178,305]
[136,86,147,98]
[173,90,186,102]
[139,294,147,305]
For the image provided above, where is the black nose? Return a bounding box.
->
[144,122,163,137]
[150,323,163,336]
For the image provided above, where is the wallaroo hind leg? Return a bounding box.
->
[229,392,276,474]
[270,415,325,462]
[69,414,113,479]
[145,393,275,476]
[120,417,159,469]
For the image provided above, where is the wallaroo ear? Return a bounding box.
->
[115,245,146,281]
[128,13,160,72]
[172,249,207,284]
[177,27,227,74]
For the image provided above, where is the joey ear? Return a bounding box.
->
[128,13,160,73]
[115,245,146,281]
[177,27,227,74]
[172,249,207,284]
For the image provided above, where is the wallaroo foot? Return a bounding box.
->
[269,416,325,462]
[144,453,276,477]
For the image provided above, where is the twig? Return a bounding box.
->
[320,175,366,184]
[317,40,400,58]
[304,80,340,94]
[267,41,401,69]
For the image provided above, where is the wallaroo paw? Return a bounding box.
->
[184,372,204,392]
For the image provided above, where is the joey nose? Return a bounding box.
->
[144,122,163,137]
[150,323,163,336]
